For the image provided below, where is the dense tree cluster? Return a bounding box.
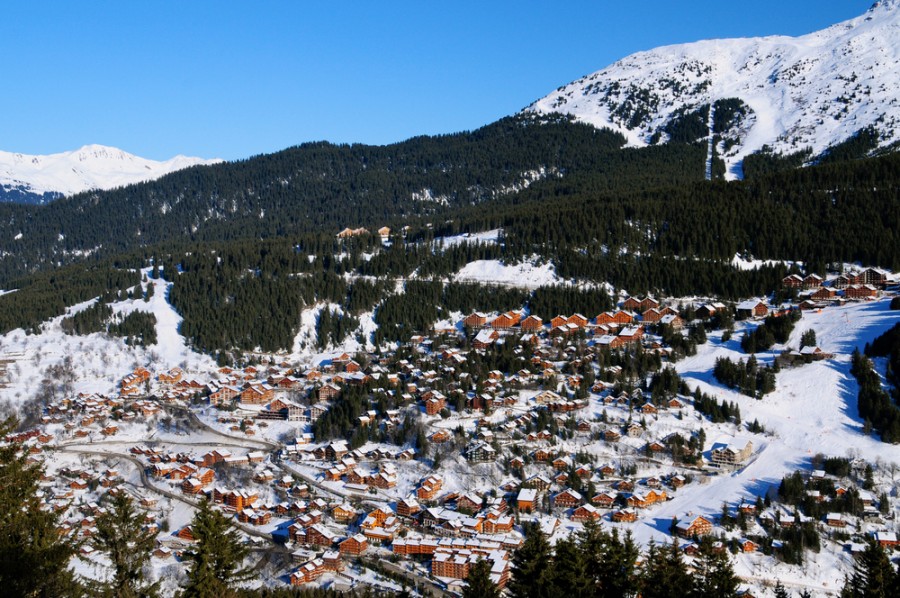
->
[713,355,777,398]
[508,520,740,598]
[740,311,801,353]
[692,388,742,423]
[60,302,158,347]
[850,349,900,443]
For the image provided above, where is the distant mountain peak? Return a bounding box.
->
[0,145,222,204]
[525,2,900,179]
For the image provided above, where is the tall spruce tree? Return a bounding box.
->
[462,558,500,598]
[181,500,252,598]
[575,521,639,597]
[508,522,555,598]
[639,541,693,598]
[0,417,82,597]
[840,541,900,598]
[691,539,740,598]
[551,537,592,596]
[92,492,160,598]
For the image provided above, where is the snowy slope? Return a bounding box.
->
[526,0,900,178]
[0,144,221,202]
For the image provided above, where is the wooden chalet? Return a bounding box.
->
[675,515,713,538]
[339,533,369,556]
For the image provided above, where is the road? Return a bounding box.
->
[58,446,285,548]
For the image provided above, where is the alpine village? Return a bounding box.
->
[2,2,900,598]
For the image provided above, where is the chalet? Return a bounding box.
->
[571,504,601,523]
[397,498,421,517]
[597,311,633,326]
[550,315,569,329]
[825,513,848,528]
[472,328,500,350]
[552,455,573,471]
[325,440,349,461]
[209,386,238,406]
[517,488,537,513]
[612,508,637,523]
[591,491,617,509]
[802,274,824,290]
[811,287,838,301]
[466,442,496,463]
[318,383,341,401]
[568,313,589,328]
[337,227,368,238]
[617,326,643,344]
[875,531,899,549]
[675,515,713,538]
[695,303,725,319]
[176,526,195,542]
[457,493,482,512]
[463,312,488,328]
[490,311,522,330]
[339,534,369,556]
[659,314,684,329]
[640,297,660,311]
[736,299,768,319]
[332,503,356,524]
[520,315,543,331]
[782,274,803,289]
[739,538,759,553]
[305,524,338,547]
[240,384,274,406]
[642,308,664,324]
[484,515,514,534]
[844,284,878,300]
[377,226,391,240]
[158,368,183,385]
[710,440,752,468]
[848,268,888,287]
[622,296,642,311]
[553,489,583,509]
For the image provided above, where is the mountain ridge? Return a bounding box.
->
[525,0,900,178]
[0,144,221,204]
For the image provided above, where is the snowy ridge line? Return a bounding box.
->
[0,144,221,198]
[526,0,900,179]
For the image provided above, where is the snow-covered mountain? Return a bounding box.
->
[0,144,221,204]
[526,0,900,178]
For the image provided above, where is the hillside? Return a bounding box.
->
[0,115,709,284]
[526,0,900,178]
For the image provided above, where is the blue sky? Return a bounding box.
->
[3,1,872,160]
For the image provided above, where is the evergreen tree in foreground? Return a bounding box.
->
[92,492,160,598]
[462,558,500,598]
[181,499,252,598]
[0,417,82,597]
[639,541,694,598]
[840,541,900,598]
[508,522,555,598]
[691,539,740,598]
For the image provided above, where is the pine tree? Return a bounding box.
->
[551,537,592,596]
[181,500,252,598]
[463,558,500,598]
[0,417,82,597]
[508,522,555,598]
[840,541,900,598]
[691,539,740,598]
[774,581,790,598]
[92,492,160,598]
[639,541,693,598]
